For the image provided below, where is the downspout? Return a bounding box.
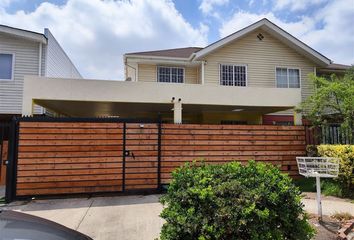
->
[38,42,42,76]
[124,56,138,81]
[201,61,205,85]
[38,42,44,114]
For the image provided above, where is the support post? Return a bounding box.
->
[173,101,182,124]
[316,176,322,220]
[5,118,19,203]
[294,111,302,125]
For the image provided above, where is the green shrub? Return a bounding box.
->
[317,145,354,196]
[159,161,314,240]
[321,180,343,197]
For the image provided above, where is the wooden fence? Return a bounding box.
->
[161,124,306,183]
[6,118,306,202]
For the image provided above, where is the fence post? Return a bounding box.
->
[122,122,126,192]
[5,118,19,203]
[157,114,162,192]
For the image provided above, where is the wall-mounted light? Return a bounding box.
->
[232,109,244,112]
[178,98,181,102]
[171,97,175,102]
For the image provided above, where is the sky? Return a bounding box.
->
[0,0,353,80]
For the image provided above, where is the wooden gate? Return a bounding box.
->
[5,118,161,201]
[124,123,160,191]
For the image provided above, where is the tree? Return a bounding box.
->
[300,66,354,134]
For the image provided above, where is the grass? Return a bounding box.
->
[293,178,353,199]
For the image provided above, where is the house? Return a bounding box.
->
[0,24,82,122]
[20,18,350,125]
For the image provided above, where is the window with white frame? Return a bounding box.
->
[157,66,184,83]
[276,67,300,88]
[0,53,14,80]
[220,64,247,86]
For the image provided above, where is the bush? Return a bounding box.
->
[159,161,314,240]
[317,145,354,196]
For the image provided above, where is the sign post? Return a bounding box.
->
[296,157,339,220]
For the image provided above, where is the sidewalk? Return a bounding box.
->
[301,192,354,216]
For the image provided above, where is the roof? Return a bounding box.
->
[322,63,351,70]
[124,18,332,66]
[193,18,331,66]
[317,63,351,73]
[125,47,202,59]
[0,24,47,44]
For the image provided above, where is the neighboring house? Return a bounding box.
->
[0,24,82,122]
[20,18,350,125]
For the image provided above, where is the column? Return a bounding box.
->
[173,101,182,124]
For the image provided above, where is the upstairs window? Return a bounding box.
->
[276,67,300,88]
[0,53,14,80]
[220,64,247,86]
[157,66,184,83]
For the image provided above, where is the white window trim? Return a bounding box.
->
[275,66,301,88]
[0,52,15,81]
[219,63,248,87]
[156,65,185,84]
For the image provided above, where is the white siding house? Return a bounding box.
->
[0,25,81,120]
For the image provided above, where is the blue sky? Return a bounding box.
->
[0,0,353,79]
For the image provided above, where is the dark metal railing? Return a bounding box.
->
[305,124,353,145]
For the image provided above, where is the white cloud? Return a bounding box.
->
[220,0,354,65]
[273,0,328,11]
[199,0,229,15]
[0,0,208,80]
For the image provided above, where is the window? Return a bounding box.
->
[157,66,184,83]
[0,53,14,80]
[220,64,247,86]
[276,67,300,88]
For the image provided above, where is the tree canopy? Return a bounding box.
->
[300,66,354,133]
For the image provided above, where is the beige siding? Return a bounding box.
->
[203,30,316,102]
[44,29,82,78]
[0,33,41,115]
[185,67,198,84]
[138,64,156,82]
[137,64,199,84]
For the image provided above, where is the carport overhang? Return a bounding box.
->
[23,76,302,122]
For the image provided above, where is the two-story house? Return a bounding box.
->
[20,18,349,125]
[0,24,82,122]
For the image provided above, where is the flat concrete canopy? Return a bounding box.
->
[35,99,292,118]
[23,76,301,123]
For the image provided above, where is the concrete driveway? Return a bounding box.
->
[1,193,354,240]
[2,195,164,240]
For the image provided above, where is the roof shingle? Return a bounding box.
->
[125,47,202,59]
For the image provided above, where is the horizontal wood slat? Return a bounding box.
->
[14,121,306,198]
[16,122,125,196]
[160,124,306,182]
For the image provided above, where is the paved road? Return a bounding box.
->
[2,194,353,240]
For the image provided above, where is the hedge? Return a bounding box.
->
[317,145,354,193]
[159,161,314,240]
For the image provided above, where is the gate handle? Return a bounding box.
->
[124,150,136,159]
